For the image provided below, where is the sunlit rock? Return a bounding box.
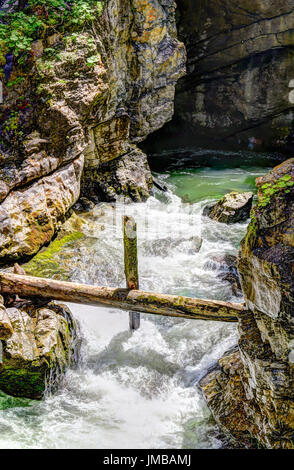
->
[0,1,185,261]
[0,301,80,399]
[0,295,13,341]
[204,191,253,224]
[0,156,84,262]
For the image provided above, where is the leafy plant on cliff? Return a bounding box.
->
[258,174,294,207]
[0,0,104,64]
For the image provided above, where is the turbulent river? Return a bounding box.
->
[0,151,275,449]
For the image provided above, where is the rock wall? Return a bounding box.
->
[156,0,294,151]
[200,159,294,448]
[0,0,185,261]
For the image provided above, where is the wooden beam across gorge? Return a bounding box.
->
[0,272,244,322]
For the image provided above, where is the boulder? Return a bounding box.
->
[72,197,95,213]
[0,156,83,263]
[0,300,80,399]
[204,191,253,224]
[199,347,258,448]
[82,148,153,203]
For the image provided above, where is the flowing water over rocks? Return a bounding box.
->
[0,158,272,449]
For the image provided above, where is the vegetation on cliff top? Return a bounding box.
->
[0,0,104,63]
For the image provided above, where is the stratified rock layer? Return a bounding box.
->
[0,156,84,262]
[0,0,185,260]
[161,1,294,150]
[200,159,294,449]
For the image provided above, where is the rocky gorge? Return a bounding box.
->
[0,0,186,261]
[0,0,186,412]
[0,0,293,451]
[151,0,294,153]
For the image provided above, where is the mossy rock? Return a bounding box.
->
[0,302,80,400]
[24,231,84,279]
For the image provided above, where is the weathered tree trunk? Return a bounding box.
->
[123,216,140,330]
[0,272,244,322]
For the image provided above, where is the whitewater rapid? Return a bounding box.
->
[0,164,270,449]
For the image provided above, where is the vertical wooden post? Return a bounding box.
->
[123,215,140,330]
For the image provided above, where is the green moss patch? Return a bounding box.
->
[0,390,32,409]
[0,361,45,399]
[24,231,84,279]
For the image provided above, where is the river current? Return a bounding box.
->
[0,154,273,449]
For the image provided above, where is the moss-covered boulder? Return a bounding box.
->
[0,300,80,399]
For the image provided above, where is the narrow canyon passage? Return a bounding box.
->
[0,150,273,449]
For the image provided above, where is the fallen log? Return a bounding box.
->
[0,272,244,322]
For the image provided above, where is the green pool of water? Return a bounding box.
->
[154,166,269,204]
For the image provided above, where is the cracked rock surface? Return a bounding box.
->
[0,0,185,261]
[160,0,294,151]
[200,160,294,449]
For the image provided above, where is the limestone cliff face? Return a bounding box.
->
[0,0,185,261]
[200,159,294,448]
[158,0,294,151]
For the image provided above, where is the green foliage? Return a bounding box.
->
[86,54,100,67]
[24,231,84,279]
[0,10,43,57]
[6,76,24,87]
[3,110,19,132]
[0,0,104,61]
[258,174,294,207]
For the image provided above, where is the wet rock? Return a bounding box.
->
[72,197,95,213]
[141,235,203,257]
[201,159,294,448]
[199,347,259,448]
[153,178,168,193]
[83,148,153,203]
[204,254,242,297]
[0,300,80,399]
[204,192,253,224]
